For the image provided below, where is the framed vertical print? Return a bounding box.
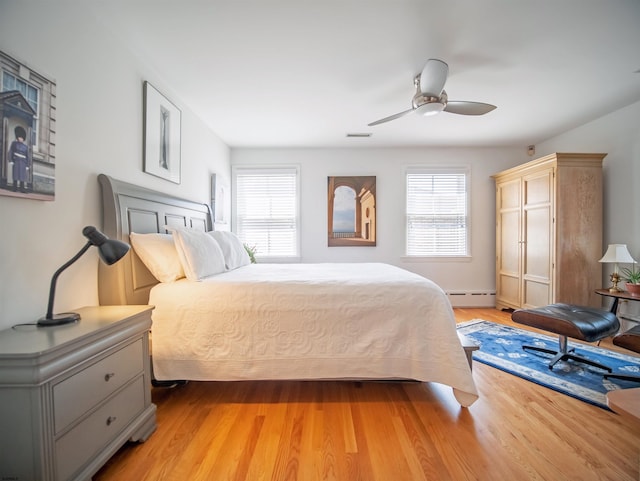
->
[210,173,229,227]
[143,81,181,183]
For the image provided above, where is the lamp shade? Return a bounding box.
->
[599,244,636,264]
[415,102,445,117]
[82,225,130,264]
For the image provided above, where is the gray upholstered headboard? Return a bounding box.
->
[97,174,212,305]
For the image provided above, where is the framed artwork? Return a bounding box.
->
[210,173,229,227]
[143,81,181,184]
[327,175,376,247]
[0,50,57,201]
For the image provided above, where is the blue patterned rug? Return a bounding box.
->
[457,320,640,409]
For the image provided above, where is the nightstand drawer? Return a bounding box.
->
[56,375,145,481]
[54,339,144,433]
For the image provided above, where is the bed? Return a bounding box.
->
[97,174,478,407]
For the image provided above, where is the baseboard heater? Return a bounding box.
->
[446,290,496,308]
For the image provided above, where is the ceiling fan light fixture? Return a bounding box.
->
[415,102,445,116]
[367,59,496,126]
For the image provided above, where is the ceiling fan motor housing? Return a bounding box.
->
[412,90,447,116]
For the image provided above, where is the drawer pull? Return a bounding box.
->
[104,372,115,382]
[106,416,117,426]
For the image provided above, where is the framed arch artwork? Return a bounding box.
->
[327,175,376,247]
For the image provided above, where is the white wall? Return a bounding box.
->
[233,97,640,305]
[537,100,640,318]
[231,147,524,294]
[536,100,640,255]
[0,2,230,329]
[3,3,635,330]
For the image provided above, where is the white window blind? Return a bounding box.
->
[406,168,469,256]
[233,166,299,258]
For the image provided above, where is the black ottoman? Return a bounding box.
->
[512,303,620,371]
[604,324,640,382]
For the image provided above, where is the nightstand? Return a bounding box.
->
[0,305,157,481]
[457,331,480,369]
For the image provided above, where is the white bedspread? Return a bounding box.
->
[149,263,478,406]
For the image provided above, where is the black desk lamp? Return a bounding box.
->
[38,226,130,326]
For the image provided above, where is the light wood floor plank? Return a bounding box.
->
[94,308,640,481]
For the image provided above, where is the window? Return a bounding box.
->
[2,72,39,112]
[2,71,40,151]
[232,166,299,259]
[406,167,469,257]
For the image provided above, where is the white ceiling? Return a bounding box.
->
[90,0,640,149]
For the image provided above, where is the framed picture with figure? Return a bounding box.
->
[0,50,57,200]
[143,81,181,183]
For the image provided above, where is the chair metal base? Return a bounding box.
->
[522,335,612,372]
[603,373,640,383]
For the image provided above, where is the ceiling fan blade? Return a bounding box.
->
[368,108,414,126]
[419,59,449,96]
[444,101,497,115]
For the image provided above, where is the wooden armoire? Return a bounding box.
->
[492,152,606,310]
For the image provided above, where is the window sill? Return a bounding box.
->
[400,255,472,263]
[255,256,301,264]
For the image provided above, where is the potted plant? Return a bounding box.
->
[620,265,640,295]
[244,243,258,264]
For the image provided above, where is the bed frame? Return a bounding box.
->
[97,174,212,306]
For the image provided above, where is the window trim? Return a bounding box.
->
[404,165,471,259]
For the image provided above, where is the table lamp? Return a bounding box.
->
[599,244,636,292]
[38,226,130,326]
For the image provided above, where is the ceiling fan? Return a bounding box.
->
[368,59,497,126]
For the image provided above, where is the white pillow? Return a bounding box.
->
[170,227,227,280]
[129,232,185,282]
[208,231,251,270]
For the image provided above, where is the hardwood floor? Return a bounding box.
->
[94,308,640,481]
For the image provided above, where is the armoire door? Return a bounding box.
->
[496,178,521,310]
[521,169,554,308]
